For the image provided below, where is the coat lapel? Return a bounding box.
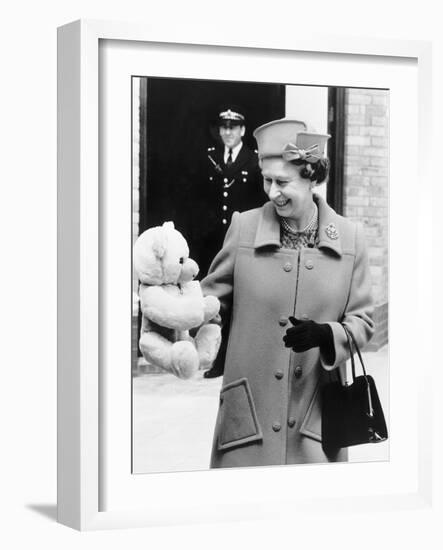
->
[253,202,281,248]
[315,195,343,257]
[213,145,224,167]
[229,144,251,171]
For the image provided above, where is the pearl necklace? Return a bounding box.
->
[280,203,318,234]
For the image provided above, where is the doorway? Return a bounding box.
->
[138,76,286,236]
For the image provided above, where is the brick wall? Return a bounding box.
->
[343,88,389,350]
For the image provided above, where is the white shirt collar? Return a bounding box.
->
[224,141,243,163]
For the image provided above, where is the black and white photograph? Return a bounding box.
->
[131,76,389,474]
[2,0,441,541]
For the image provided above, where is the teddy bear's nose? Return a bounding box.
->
[179,257,184,264]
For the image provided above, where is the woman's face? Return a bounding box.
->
[261,157,313,222]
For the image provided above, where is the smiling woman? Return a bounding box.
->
[200,117,375,468]
[262,158,316,228]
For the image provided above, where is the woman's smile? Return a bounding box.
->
[273,197,290,208]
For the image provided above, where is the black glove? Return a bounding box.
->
[283,317,333,357]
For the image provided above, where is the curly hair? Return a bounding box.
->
[290,157,330,185]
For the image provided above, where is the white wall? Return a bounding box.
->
[285,85,329,199]
[285,85,329,133]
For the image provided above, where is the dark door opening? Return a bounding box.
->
[327,87,346,215]
[138,76,286,239]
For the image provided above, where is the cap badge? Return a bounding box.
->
[325,223,339,240]
[282,142,321,164]
[219,109,244,121]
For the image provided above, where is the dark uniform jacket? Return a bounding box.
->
[191,142,265,277]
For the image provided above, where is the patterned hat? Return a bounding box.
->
[253,118,330,163]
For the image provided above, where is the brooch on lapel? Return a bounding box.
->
[325,223,339,240]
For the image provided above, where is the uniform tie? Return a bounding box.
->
[226,148,233,166]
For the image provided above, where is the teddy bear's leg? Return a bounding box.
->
[202,295,221,323]
[139,332,178,377]
[194,324,222,369]
[170,341,199,380]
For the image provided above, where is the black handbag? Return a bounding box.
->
[321,324,388,450]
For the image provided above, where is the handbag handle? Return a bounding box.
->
[341,324,374,418]
[342,324,369,379]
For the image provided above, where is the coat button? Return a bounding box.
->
[294,366,303,379]
[223,205,227,211]
[305,260,314,270]
[288,417,296,428]
[272,422,281,432]
[223,178,228,183]
[222,219,227,225]
[283,262,293,272]
[223,191,228,197]
[279,316,288,326]
[274,370,284,380]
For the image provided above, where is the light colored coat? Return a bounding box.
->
[201,196,374,468]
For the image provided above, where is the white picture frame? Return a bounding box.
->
[57,19,434,531]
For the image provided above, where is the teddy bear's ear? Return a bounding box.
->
[162,221,175,231]
[152,226,168,259]
[152,221,177,258]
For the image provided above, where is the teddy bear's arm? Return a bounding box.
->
[202,295,220,323]
[200,211,240,322]
[140,283,205,330]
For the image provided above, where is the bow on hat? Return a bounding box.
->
[282,142,322,164]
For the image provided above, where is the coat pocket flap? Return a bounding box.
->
[217,377,263,451]
[299,383,322,442]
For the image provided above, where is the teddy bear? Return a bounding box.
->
[133,221,222,380]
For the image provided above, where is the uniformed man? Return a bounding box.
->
[198,106,266,378]
[197,106,265,271]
